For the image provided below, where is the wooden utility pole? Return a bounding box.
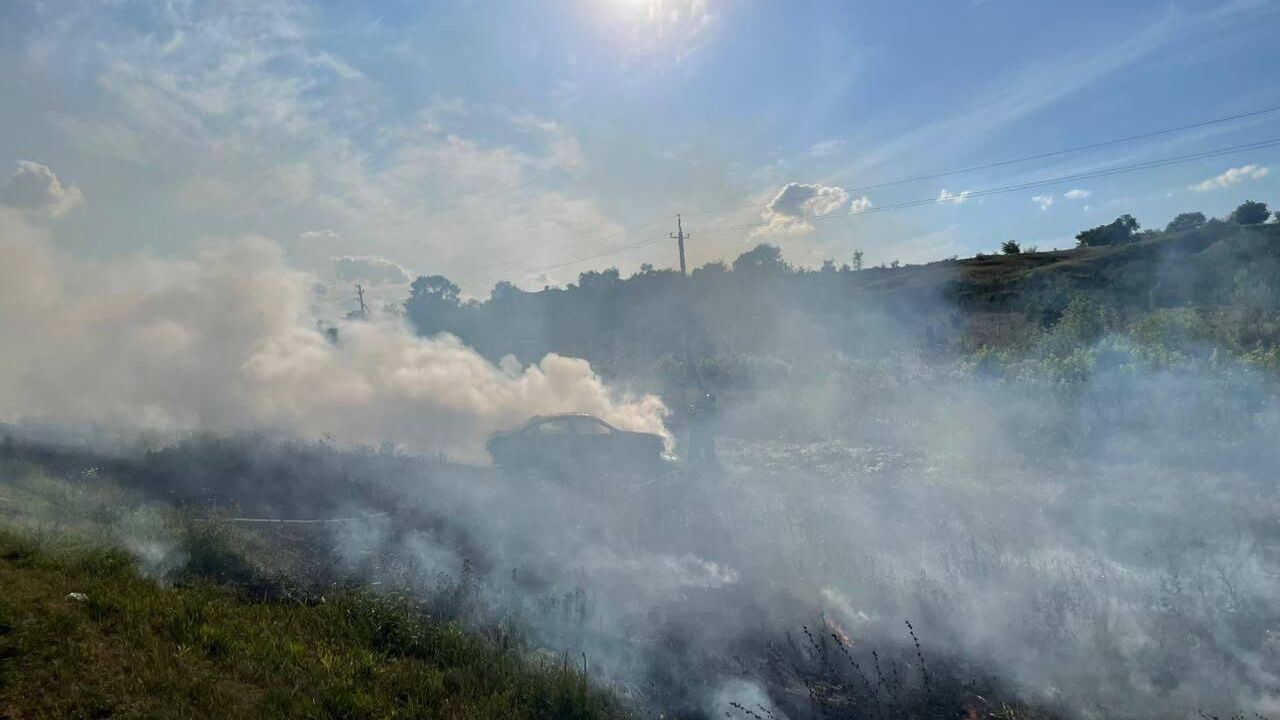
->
[670,214,699,387]
[670,214,688,276]
[355,284,368,318]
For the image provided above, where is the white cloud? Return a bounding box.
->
[300,229,341,240]
[331,255,412,285]
[1190,164,1270,192]
[754,182,863,236]
[1064,188,1091,200]
[1032,194,1055,211]
[25,2,625,292]
[1,161,84,217]
[938,188,971,205]
[808,139,847,158]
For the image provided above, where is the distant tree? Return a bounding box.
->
[890,259,900,269]
[577,267,621,291]
[1165,211,1207,234]
[1076,214,1140,247]
[1229,200,1271,226]
[1001,240,1022,255]
[409,274,461,305]
[488,280,520,303]
[732,243,792,274]
[820,259,836,273]
[851,250,864,271]
[405,274,463,336]
[639,263,654,274]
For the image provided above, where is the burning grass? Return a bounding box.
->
[5,427,1279,719]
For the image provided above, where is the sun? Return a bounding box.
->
[599,0,652,19]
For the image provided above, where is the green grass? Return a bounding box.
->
[0,526,630,719]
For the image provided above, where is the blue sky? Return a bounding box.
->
[2,0,1279,298]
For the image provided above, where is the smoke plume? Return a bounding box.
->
[0,209,665,462]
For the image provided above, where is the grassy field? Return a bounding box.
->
[0,462,630,720]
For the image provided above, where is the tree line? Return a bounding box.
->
[395,199,1279,382]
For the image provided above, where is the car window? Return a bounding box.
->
[573,417,613,435]
[531,419,572,435]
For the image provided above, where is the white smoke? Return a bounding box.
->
[0,210,666,462]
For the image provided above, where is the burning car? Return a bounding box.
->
[486,413,670,476]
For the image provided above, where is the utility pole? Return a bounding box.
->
[670,214,688,276]
[670,214,699,389]
[355,284,368,318]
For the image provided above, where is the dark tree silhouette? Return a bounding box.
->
[1165,211,1207,233]
[732,243,792,274]
[1076,215,1140,247]
[405,274,464,336]
[1001,240,1022,255]
[1229,201,1271,226]
[409,275,461,304]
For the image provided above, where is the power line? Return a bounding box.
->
[682,101,1280,217]
[842,103,1280,194]
[521,234,671,276]
[416,101,1280,280]
[695,136,1280,234]
[507,134,1280,278]
[459,216,670,275]
[456,112,1280,281]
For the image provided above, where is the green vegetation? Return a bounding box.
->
[394,203,1280,395]
[1229,199,1271,225]
[1165,211,1207,233]
[1074,213,1139,247]
[0,465,627,720]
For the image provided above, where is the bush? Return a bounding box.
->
[1040,294,1113,356]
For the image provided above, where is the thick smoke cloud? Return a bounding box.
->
[0,210,665,462]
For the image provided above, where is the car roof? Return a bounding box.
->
[524,413,614,427]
